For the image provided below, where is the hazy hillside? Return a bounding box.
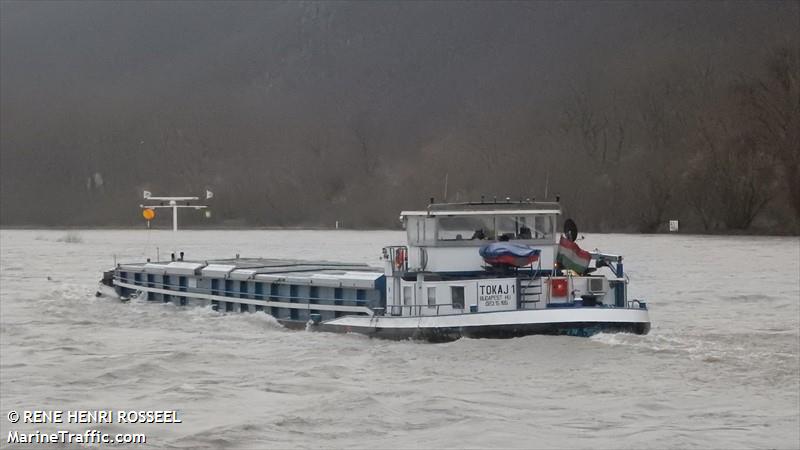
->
[1,1,797,232]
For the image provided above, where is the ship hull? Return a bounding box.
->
[97,284,649,342]
[315,307,650,341]
[99,252,651,343]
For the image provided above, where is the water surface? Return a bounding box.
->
[1,230,798,448]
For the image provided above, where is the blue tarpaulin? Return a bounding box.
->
[479,243,541,267]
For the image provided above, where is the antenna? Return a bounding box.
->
[544,169,550,200]
[140,189,213,232]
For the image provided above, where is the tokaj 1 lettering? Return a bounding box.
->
[479,284,515,296]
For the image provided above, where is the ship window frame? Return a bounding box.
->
[403,286,412,306]
[451,286,465,309]
[436,215,493,242]
[225,279,233,295]
[533,215,554,240]
[432,213,556,244]
[427,286,436,307]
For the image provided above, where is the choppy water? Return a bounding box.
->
[1,229,798,449]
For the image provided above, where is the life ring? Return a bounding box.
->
[394,248,407,269]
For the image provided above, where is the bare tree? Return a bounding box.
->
[736,47,800,225]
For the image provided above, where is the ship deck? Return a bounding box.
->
[119,257,381,272]
[115,257,385,288]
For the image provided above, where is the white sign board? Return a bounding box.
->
[477,278,517,311]
[669,220,679,232]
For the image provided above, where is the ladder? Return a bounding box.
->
[519,276,543,308]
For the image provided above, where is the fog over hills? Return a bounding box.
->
[1,1,798,231]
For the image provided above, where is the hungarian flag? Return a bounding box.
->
[557,237,591,274]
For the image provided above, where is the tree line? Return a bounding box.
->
[1,2,796,233]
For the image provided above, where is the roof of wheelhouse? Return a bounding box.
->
[401,201,561,217]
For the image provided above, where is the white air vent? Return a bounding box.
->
[588,277,604,293]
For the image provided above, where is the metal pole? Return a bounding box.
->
[171,201,178,232]
[544,169,550,200]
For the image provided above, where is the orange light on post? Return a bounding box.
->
[142,208,156,221]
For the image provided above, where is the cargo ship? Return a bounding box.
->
[98,200,650,341]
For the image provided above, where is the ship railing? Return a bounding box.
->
[386,303,465,317]
[627,299,647,309]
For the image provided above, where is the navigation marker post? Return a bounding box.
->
[140,190,213,232]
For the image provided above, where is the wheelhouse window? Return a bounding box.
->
[451,286,465,309]
[494,216,520,241]
[405,216,437,245]
[437,216,493,241]
[494,215,556,241]
[533,215,554,240]
[436,214,555,242]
